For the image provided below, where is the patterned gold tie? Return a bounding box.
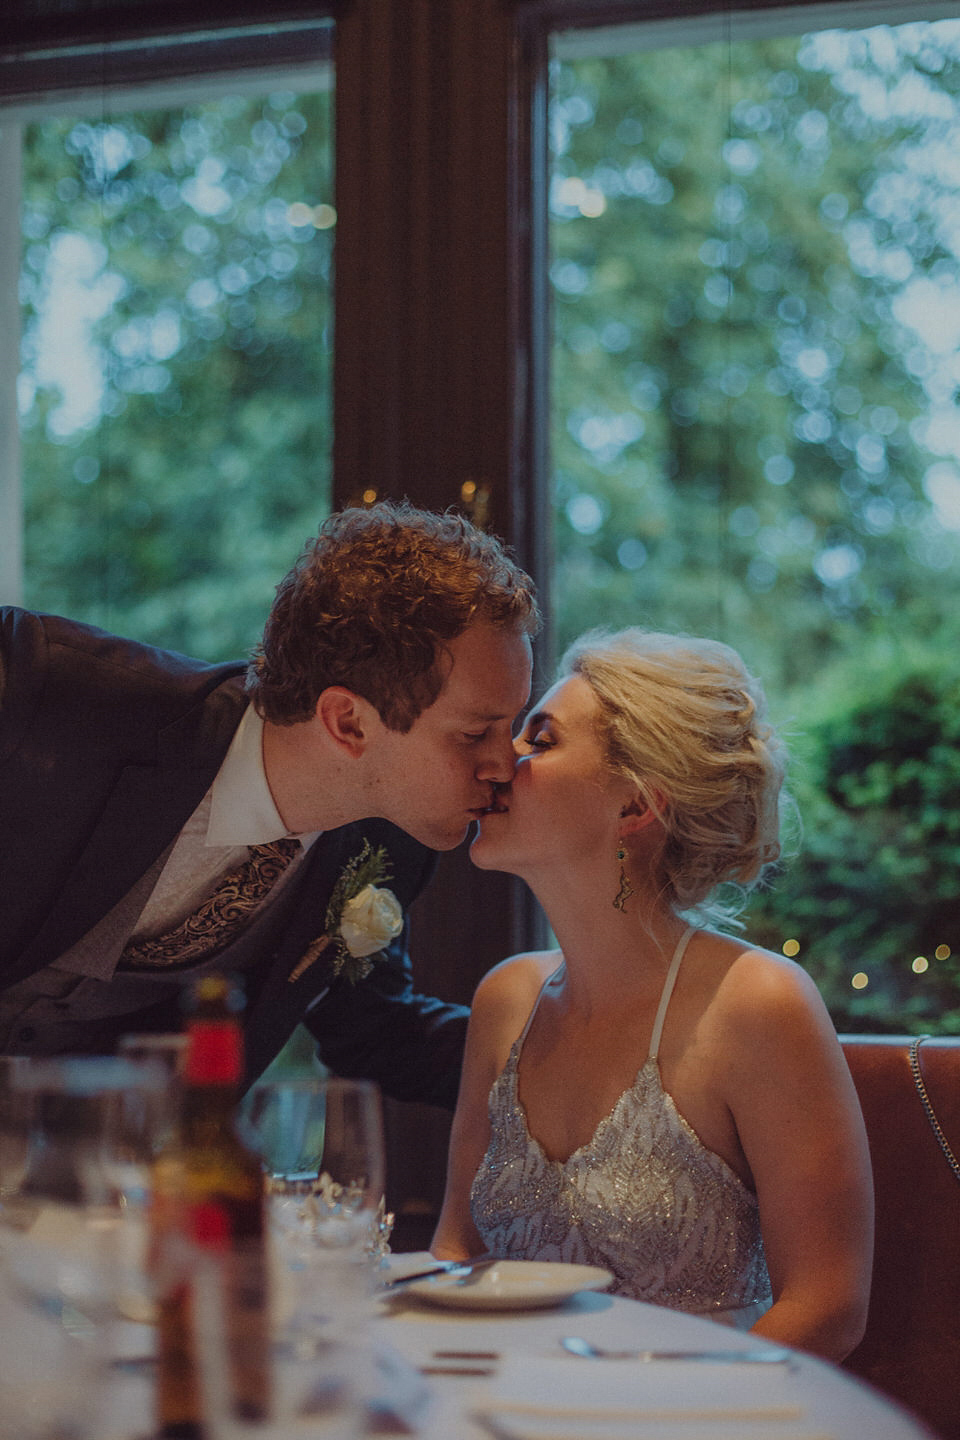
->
[121,838,301,967]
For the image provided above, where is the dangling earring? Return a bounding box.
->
[613,843,634,913]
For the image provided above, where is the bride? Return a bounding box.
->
[432,628,873,1360]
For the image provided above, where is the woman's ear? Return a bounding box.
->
[619,790,667,835]
[619,806,659,836]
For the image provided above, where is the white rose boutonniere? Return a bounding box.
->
[339,884,403,958]
[288,840,403,985]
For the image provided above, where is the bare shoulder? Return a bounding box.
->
[730,940,826,1013]
[473,949,563,1016]
[464,950,563,1081]
[698,932,840,1062]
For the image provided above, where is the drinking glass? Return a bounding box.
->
[192,1244,366,1440]
[0,1055,167,1439]
[0,1057,33,1231]
[0,1254,103,1440]
[105,1042,182,1323]
[117,1031,187,1153]
[239,1077,386,1325]
[189,1078,386,1440]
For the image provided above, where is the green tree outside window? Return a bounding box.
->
[20,84,333,662]
[550,20,960,1030]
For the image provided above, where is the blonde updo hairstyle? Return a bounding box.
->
[560,628,788,925]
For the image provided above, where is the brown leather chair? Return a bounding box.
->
[841,1035,960,1440]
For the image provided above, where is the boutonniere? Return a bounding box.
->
[288,840,403,984]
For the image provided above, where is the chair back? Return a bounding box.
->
[841,1035,960,1440]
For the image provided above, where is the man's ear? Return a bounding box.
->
[314,687,374,757]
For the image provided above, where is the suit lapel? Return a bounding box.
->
[10,766,210,983]
[9,683,246,986]
[241,827,362,1083]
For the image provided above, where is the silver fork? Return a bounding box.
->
[562,1335,795,1364]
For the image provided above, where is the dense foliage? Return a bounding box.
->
[550,21,960,1025]
[745,650,960,1033]
[550,26,960,682]
[20,84,333,660]
[16,18,960,1027]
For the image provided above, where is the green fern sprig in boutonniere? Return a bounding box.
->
[288,840,403,985]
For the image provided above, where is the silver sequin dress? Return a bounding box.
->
[470,927,773,1326]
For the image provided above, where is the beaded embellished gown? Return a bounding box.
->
[470,927,773,1327]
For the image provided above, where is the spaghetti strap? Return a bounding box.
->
[648,926,697,1060]
[515,960,564,1050]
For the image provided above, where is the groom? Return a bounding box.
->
[0,502,537,1107]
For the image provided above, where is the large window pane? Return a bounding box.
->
[17,69,333,660]
[550,15,960,1030]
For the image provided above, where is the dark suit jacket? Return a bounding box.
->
[0,608,468,1107]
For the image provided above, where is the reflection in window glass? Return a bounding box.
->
[19,80,333,660]
[550,19,960,1031]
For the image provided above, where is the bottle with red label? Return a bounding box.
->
[150,975,269,1439]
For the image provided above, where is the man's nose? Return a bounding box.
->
[477,734,518,783]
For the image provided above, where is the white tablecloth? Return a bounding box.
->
[372,1255,936,1440]
[91,1251,936,1440]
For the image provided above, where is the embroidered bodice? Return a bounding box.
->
[470,928,773,1319]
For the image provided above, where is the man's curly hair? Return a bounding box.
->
[246,501,539,731]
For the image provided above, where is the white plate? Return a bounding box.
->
[405,1260,613,1311]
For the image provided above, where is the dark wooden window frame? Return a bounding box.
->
[1,0,891,1002]
[1,0,883,1238]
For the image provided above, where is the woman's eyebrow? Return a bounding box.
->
[524,708,560,730]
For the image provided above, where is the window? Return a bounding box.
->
[4,0,958,1245]
[549,7,960,1028]
[3,21,333,659]
[4,0,957,1046]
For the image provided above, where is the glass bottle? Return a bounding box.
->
[151,976,269,1439]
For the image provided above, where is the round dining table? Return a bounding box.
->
[370,1254,938,1440]
[97,1251,937,1440]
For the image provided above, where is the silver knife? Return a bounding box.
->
[383,1257,500,1289]
[562,1336,794,1363]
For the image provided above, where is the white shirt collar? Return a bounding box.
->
[207,704,321,850]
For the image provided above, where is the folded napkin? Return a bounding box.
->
[473,1355,829,1440]
[368,1340,433,1435]
[477,1420,833,1440]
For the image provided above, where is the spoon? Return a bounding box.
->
[562,1336,794,1364]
